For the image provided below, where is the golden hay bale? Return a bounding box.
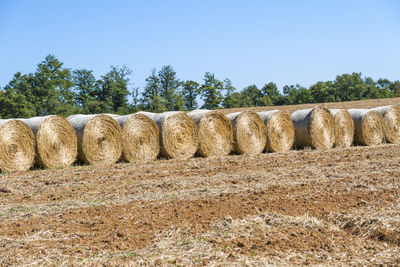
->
[187,110,233,157]
[114,113,160,162]
[347,109,384,146]
[0,119,35,172]
[20,116,78,168]
[371,105,400,144]
[258,110,294,152]
[329,109,354,148]
[67,114,122,165]
[291,107,335,149]
[138,111,198,159]
[226,111,267,154]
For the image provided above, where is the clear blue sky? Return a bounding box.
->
[0,0,399,93]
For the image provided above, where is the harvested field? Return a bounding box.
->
[0,98,400,265]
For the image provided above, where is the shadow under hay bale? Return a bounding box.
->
[0,119,35,172]
[187,110,233,157]
[67,114,122,165]
[258,110,294,152]
[226,111,267,155]
[291,107,335,150]
[348,109,384,146]
[138,111,198,159]
[372,105,400,144]
[330,109,354,148]
[114,113,160,162]
[20,115,78,168]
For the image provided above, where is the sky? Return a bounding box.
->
[0,0,399,94]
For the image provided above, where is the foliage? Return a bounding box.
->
[0,56,398,119]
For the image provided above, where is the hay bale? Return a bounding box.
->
[0,119,35,172]
[258,110,294,152]
[20,116,78,168]
[348,109,384,146]
[114,113,160,162]
[187,110,233,157]
[67,114,122,165]
[226,111,267,154]
[371,105,400,144]
[138,111,198,159]
[291,107,335,149]
[329,109,354,148]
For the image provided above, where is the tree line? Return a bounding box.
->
[1,55,399,119]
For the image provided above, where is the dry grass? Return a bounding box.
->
[291,107,335,149]
[227,111,267,154]
[0,119,35,172]
[188,110,233,157]
[67,114,122,165]
[114,113,160,162]
[348,109,384,146]
[22,115,78,168]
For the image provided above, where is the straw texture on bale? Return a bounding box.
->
[0,119,35,172]
[258,110,294,152]
[226,111,267,154]
[187,110,233,157]
[329,109,354,148]
[114,113,160,162]
[372,105,400,144]
[138,111,198,159]
[67,114,122,165]
[348,109,384,146]
[20,115,78,168]
[291,107,335,149]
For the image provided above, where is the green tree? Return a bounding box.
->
[310,81,330,103]
[200,72,223,109]
[241,85,262,106]
[32,55,77,116]
[222,78,239,108]
[158,65,180,111]
[331,73,367,101]
[181,80,200,110]
[95,65,131,114]
[261,82,282,105]
[72,69,98,113]
[141,69,166,112]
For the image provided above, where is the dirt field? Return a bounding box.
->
[1,98,400,265]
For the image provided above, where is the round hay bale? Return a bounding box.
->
[226,111,267,154]
[291,107,335,149]
[20,116,78,168]
[371,105,400,144]
[348,109,384,146]
[138,111,198,159]
[114,113,160,162]
[258,110,294,152]
[67,114,122,165]
[0,119,35,172]
[329,109,354,148]
[187,110,233,157]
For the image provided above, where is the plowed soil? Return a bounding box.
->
[1,98,400,266]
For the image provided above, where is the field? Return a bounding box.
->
[1,98,400,266]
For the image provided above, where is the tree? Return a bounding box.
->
[158,65,180,111]
[96,65,131,114]
[261,82,281,105]
[32,55,77,116]
[200,72,223,109]
[181,80,200,110]
[310,81,330,103]
[141,69,166,112]
[72,69,98,113]
[241,85,262,107]
[0,89,35,118]
[331,73,367,101]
